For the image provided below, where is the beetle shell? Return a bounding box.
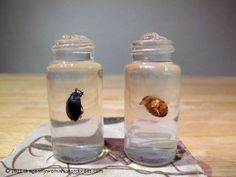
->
[66,89,84,121]
[140,96,168,117]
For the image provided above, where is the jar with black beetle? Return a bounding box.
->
[46,34,103,164]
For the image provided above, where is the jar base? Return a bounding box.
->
[125,146,176,167]
[53,144,103,164]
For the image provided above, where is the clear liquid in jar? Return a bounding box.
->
[47,61,103,164]
[124,61,181,166]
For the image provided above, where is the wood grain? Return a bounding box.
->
[0,74,235,177]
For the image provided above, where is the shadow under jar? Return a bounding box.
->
[46,34,104,164]
[124,32,181,166]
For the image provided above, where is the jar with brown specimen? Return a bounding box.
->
[124,32,181,166]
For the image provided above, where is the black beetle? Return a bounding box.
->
[66,88,84,121]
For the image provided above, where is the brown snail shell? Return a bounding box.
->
[140,96,168,117]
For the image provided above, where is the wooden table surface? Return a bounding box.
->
[0,74,235,177]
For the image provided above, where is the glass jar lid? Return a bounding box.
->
[131,32,175,61]
[52,34,95,60]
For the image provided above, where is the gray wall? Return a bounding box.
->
[0,0,236,75]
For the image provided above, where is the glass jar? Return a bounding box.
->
[46,34,103,164]
[124,32,181,166]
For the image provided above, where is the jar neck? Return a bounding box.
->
[131,33,175,62]
[132,53,172,62]
[53,50,94,61]
[52,34,95,61]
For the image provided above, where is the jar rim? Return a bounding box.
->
[52,34,95,51]
[131,32,175,55]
